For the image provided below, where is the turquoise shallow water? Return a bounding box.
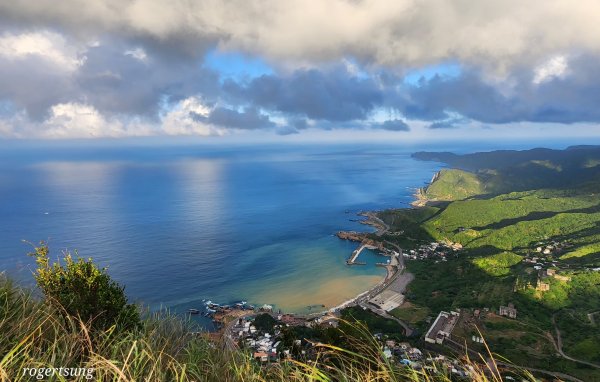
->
[0,143,446,325]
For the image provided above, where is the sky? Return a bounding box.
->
[1,0,600,141]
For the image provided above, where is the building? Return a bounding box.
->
[536,280,550,291]
[499,303,517,319]
[253,351,269,363]
[368,289,405,312]
[425,311,460,344]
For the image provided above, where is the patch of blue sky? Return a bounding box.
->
[342,58,371,79]
[404,62,461,86]
[0,100,16,116]
[369,107,405,123]
[204,49,274,81]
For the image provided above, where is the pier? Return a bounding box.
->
[346,243,376,265]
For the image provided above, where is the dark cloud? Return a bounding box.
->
[400,72,515,122]
[0,53,74,120]
[204,106,274,129]
[428,118,467,129]
[275,125,300,135]
[371,119,410,131]
[0,35,221,121]
[224,68,383,121]
[400,55,600,124]
[76,43,220,118]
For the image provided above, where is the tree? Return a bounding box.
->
[252,313,277,332]
[28,242,140,332]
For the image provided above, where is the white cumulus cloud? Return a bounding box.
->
[161,97,223,136]
[0,30,84,70]
[533,55,569,84]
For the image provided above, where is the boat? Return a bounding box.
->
[188,309,200,314]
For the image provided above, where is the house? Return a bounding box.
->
[499,303,517,319]
[536,280,550,291]
[253,351,269,363]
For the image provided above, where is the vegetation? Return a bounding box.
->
[389,305,430,325]
[253,313,277,332]
[0,273,535,382]
[27,243,140,333]
[420,169,484,201]
[412,145,600,194]
[5,146,600,380]
[472,252,522,277]
[377,147,600,380]
[341,307,405,340]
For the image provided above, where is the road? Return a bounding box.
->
[352,240,415,336]
[552,313,600,369]
[362,211,389,236]
[222,311,255,351]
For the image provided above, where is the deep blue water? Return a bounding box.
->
[0,140,583,326]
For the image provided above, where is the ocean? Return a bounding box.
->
[0,140,572,327]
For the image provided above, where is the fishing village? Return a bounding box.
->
[180,212,481,379]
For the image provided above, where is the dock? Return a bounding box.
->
[346,243,376,265]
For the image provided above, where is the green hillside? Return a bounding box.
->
[413,145,600,197]
[375,147,600,379]
[419,168,484,201]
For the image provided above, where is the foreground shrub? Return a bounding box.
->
[28,242,140,333]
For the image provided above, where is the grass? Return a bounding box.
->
[376,179,600,380]
[389,305,429,325]
[421,169,484,201]
[0,275,537,382]
[472,252,522,277]
[562,241,600,259]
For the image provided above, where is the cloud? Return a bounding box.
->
[224,67,383,121]
[275,125,300,135]
[2,1,600,70]
[75,42,220,117]
[533,55,569,85]
[160,97,223,136]
[428,117,468,129]
[0,32,221,121]
[371,119,410,132]
[0,30,82,70]
[205,106,274,130]
[399,54,600,124]
[0,60,73,121]
[1,1,600,138]
[43,102,125,138]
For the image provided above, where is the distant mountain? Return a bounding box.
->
[413,145,600,196]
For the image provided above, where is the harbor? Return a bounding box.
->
[345,243,376,265]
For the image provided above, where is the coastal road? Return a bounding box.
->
[354,246,415,336]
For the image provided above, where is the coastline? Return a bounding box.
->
[321,171,442,324]
[218,170,437,327]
